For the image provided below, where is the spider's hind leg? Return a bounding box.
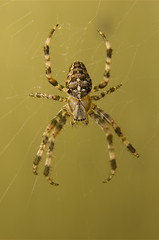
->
[44,24,67,92]
[92,30,112,92]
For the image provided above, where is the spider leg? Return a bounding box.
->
[29,93,67,102]
[43,107,70,185]
[44,24,66,92]
[33,122,55,175]
[89,110,117,182]
[92,30,112,92]
[92,105,139,157]
[91,83,122,101]
[33,107,69,176]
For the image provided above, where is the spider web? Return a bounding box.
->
[0,0,159,239]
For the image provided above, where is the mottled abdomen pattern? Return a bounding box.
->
[66,61,92,99]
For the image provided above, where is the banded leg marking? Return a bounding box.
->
[44,24,66,92]
[89,111,117,183]
[93,30,112,92]
[33,123,56,175]
[105,130,117,182]
[93,105,139,158]
[33,107,69,176]
[43,108,70,185]
[29,93,67,102]
[91,83,122,101]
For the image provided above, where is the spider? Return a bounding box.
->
[30,24,139,186]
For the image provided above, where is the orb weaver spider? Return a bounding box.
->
[30,24,139,186]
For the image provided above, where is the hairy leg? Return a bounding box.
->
[91,83,122,101]
[29,92,67,102]
[92,30,112,92]
[33,107,69,176]
[92,105,139,157]
[43,107,70,185]
[89,110,117,182]
[44,24,66,92]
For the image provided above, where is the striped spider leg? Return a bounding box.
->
[32,105,70,186]
[92,30,112,92]
[92,105,139,158]
[89,104,139,182]
[44,24,67,92]
[91,83,122,101]
[29,92,67,102]
[89,108,117,182]
[43,107,70,185]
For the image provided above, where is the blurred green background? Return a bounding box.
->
[0,0,158,239]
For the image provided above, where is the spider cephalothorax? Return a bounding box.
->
[67,94,92,123]
[30,24,139,186]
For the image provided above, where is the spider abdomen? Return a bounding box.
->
[66,61,92,99]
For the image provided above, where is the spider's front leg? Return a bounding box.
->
[43,107,70,185]
[33,120,56,175]
[33,107,70,186]
[89,109,117,183]
[93,105,139,158]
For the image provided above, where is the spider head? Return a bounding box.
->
[68,95,92,123]
[66,61,92,99]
